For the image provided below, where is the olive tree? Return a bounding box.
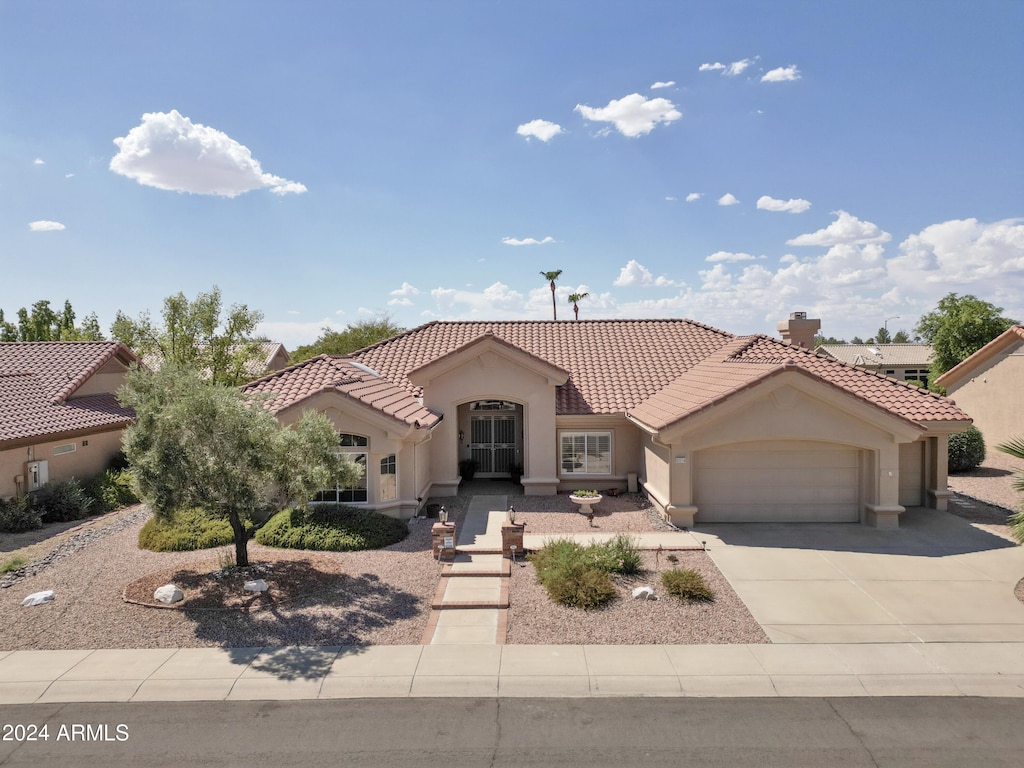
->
[120,365,361,566]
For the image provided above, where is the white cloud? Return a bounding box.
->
[727,58,756,76]
[502,236,555,246]
[429,282,527,318]
[109,110,306,197]
[33,158,45,165]
[787,210,891,247]
[388,297,414,307]
[613,259,654,286]
[574,93,681,138]
[612,259,679,287]
[757,195,811,213]
[699,62,725,72]
[665,196,677,202]
[389,282,421,297]
[516,119,564,142]
[706,251,763,263]
[686,192,702,202]
[28,220,65,231]
[65,173,75,179]
[718,193,740,206]
[258,317,342,350]
[762,66,801,82]
[650,81,675,89]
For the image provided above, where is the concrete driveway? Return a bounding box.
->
[696,507,1024,643]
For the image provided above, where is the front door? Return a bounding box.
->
[470,413,517,477]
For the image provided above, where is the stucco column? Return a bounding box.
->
[927,434,952,511]
[865,443,904,529]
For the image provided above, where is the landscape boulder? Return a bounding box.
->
[244,579,269,592]
[632,586,655,600]
[21,590,55,607]
[154,584,184,604]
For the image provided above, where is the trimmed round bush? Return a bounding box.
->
[948,425,986,473]
[0,496,43,533]
[662,568,715,602]
[541,562,617,610]
[255,505,409,551]
[138,507,234,552]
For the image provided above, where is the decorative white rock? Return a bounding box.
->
[154,584,184,604]
[21,590,55,607]
[244,579,269,592]
[632,586,655,600]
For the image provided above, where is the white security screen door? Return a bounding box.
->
[470,413,517,476]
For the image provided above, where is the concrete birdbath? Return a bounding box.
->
[569,491,602,515]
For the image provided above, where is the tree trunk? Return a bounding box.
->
[550,284,557,320]
[228,510,249,567]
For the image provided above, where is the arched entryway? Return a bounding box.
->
[458,400,524,479]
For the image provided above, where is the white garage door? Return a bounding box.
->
[694,442,861,523]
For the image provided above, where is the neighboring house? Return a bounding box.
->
[817,343,935,387]
[0,341,138,499]
[934,325,1024,450]
[140,341,290,381]
[243,319,969,530]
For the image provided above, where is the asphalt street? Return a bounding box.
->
[2,697,1023,767]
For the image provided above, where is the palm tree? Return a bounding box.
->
[998,437,1024,543]
[568,292,589,321]
[540,270,562,320]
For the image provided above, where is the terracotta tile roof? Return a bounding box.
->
[243,355,441,429]
[352,319,733,414]
[0,342,138,444]
[250,321,969,431]
[817,343,934,368]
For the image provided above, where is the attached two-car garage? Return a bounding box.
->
[693,441,862,523]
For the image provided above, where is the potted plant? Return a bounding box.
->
[458,458,479,481]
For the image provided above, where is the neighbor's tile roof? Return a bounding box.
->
[243,355,441,429]
[817,343,934,368]
[0,342,137,443]
[935,324,1024,388]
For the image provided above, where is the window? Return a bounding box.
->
[52,443,76,456]
[560,432,611,474]
[316,433,369,503]
[380,455,397,502]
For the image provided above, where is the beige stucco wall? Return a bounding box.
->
[276,392,427,519]
[945,344,1024,450]
[0,428,125,499]
[554,414,643,493]
[416,349,560,495]
[72,358,131,398]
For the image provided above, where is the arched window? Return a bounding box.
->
[316,434,368,504]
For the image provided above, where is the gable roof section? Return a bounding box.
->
[243,355,441,429]
[0,342,138,444]
[407,332,569,387]
[934,325,1024,389]
[351,319,732,414]
[817,343,934,368]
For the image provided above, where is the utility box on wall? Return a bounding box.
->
[26,460,48,491]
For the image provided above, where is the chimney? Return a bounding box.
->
[777,311,821,349]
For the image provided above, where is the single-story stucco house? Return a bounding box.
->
[817,343,935,388]
[0,341,137,499]
[242,317,971,530]
[934,325,1024,450]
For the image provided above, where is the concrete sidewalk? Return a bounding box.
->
[2,642,1024,703]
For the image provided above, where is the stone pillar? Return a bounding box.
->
[501,522,525,558]
[432,522,457,562]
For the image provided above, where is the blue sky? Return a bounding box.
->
[2,0,1022,348]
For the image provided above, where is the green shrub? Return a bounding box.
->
[948,425,986,473]
[31,478,94,524]
[0,496,42,533]
[137,507,235,552]
[541,562,617,610]
[1,556,26,574]
[662,568,715,602]
[590,534,642,575]
[255,505,409,551]
[84,469,140,513]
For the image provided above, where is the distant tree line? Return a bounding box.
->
[0,299,103,342]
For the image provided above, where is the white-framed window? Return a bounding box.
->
[380,454,397,502]
[317,433,368,504]
[560,432,612,475]
[52,443,76,456]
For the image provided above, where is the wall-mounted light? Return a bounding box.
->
[458,430,465,442]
